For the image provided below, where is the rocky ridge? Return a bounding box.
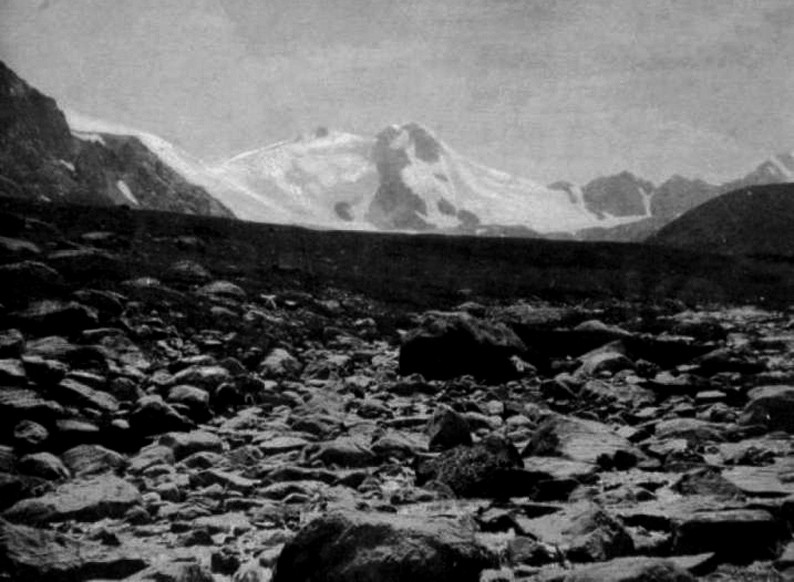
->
[0,60,232,218]
[0,206,792,581]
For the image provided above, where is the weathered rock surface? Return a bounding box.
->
[272,510,497,582]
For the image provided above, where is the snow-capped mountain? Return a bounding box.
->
[5,60,794,239]
[209,122,648,235]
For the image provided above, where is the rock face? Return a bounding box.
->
[272,510,497,582]
[0,60,231,217]
[581,172,654,218]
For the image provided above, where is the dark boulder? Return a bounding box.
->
[400,312,528,381]
[272,510,496,582]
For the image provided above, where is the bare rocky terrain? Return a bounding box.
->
[1,200,794,582]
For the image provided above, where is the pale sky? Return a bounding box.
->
[1,0,792,184]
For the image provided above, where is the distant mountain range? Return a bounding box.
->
[2,60,793,241]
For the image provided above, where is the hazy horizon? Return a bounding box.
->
[1,0,792,185]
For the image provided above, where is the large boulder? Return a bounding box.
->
[0,518,146,581]
[272,510,497,582]
[741,385,794,433]
[399,312,528,381]
[3,474,141,524]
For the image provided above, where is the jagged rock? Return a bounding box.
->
[427,405,473,451]
[167,385,211,421]
[3,474,141,524]
[13,419,49,451]
[95,331,151,371]
[551,556,696,581]
[400,312,528,381]
[0,518,147,581]
[170,365,232,391]
[54,377,120,414]
[672,508,785,559]
[257,435,312,455]
[260,348,303,379]
[198,280,247,300]
[577,343,635,377]
[0,389,64,425]
[740,385,794,433]
[519,502,634,563]
[672,467,744,499]
[159,430,224,461]
[306,436,378,468]
[128,444,175,473]
[0,329,25,357]
[61,444,126,477]
[272,510,497,582]
[18,452,70,480]
[0,236,40,259]
[654,418,725,445]
[191,469,258,493]
[522,414,639,468]
[10,300,98,336]
[24,336,109,373]
[129,395,194,437]
[371,429,426,459]
[0,358,26,385]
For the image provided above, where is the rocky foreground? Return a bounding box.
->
[0,211,794,581]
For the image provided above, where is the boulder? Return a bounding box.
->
[272,510,497,582]
[416,436,526,498]
[129,395,194,437]
[741,385,794,433]
[518,502,634,563]
[0,518,146,581]
[399,312,528,381]
[3,474,141,524]
[18,452,70,480]
[159,430,224,461]
[672,509,786,560]
[61,444,126,477]
[522,414,638,468]
[427,405,472,451]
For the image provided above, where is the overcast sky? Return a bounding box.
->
[1,0,792,184]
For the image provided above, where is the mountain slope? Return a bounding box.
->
[650,183,794,256]
[0,61,232,217]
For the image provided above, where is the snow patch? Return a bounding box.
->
[769,154,794,181]
[72,131,105,145]
[116,180,139,205]
[58,159,75,172]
